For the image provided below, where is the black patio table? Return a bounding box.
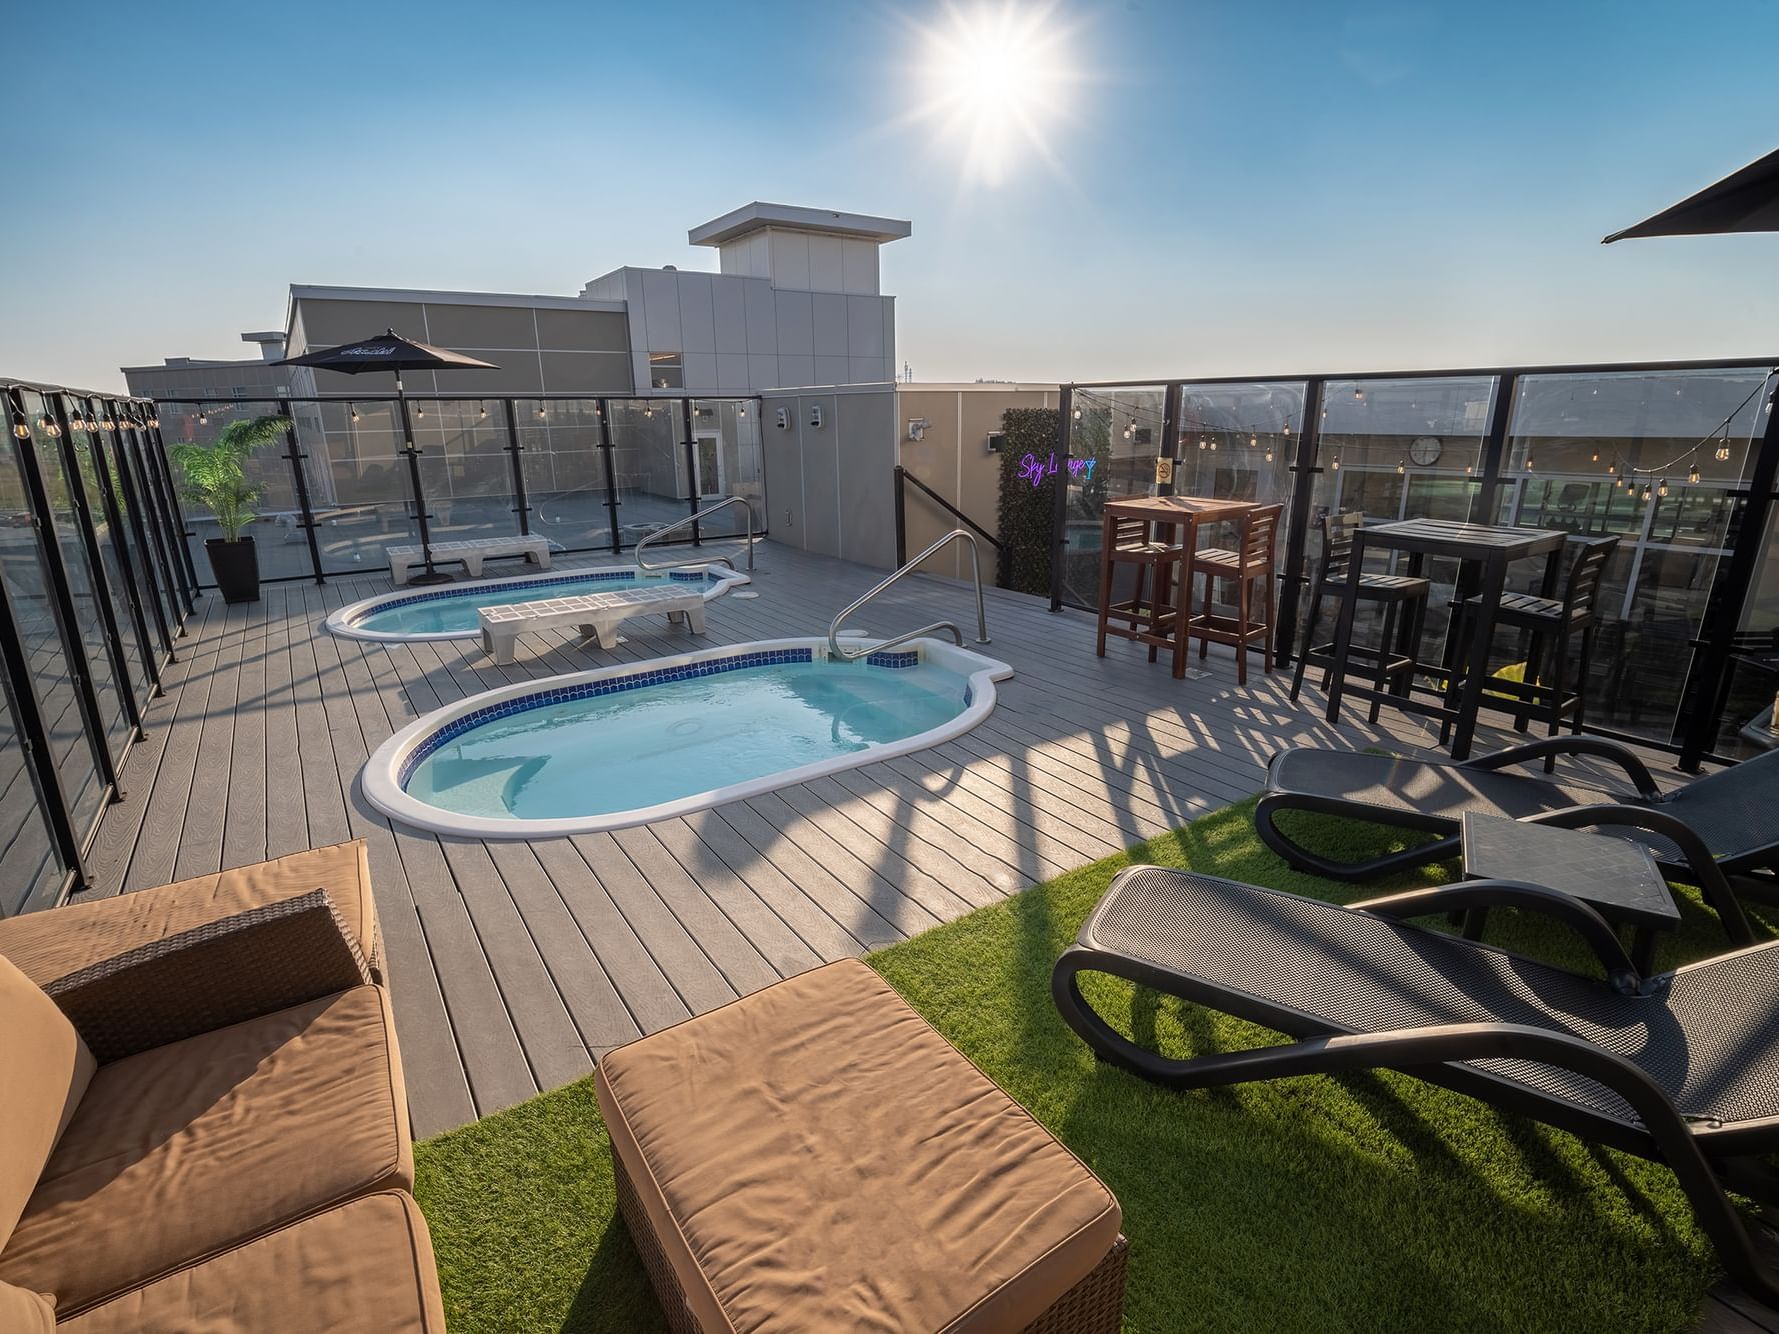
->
[1323,517,1568,759]
[1459,811,1680,974]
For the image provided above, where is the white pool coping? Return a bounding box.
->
[325,564,750,642]
[361,636,1014,838]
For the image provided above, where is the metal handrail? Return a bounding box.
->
[827,528,990,662]
[634,496,756,572]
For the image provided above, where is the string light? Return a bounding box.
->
[1688,462,1702,485]
[350,406,359,422]
[1524,452,1534,471]
[42,416,60,438]
[1330,454,1341,471]
[1657,478,1670,498]
[1589,449,1599,463]
[1640,484,1652,502]
[737,405,747,419]
[11,416,30,440]
[1264,446,1274,463]
[1465,463,1474,475]
[479,403,487,419]
[1249,431,1258,448]
[1395,458,1406,475]
[1715,439,1732,462]
[1353,387,1365,403]
[644,404,655,418]
[1283,419,1292,437]
[537,404,547,419]
[198,409,208,425]
[415,405,425,419]
[1071,406,1082,420]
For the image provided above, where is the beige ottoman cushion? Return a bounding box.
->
[597,959,1121,1333]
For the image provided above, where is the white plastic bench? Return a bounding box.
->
[388,536,552,584]
[477,584,706,664]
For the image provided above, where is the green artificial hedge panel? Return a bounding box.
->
[996,406,1111,596]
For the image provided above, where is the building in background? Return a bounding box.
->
[121,331,292,402]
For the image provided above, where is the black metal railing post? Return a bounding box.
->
[1159,382,1181,497]
[504,398,531,536]
[0,572,87,896]
[277,400,325,583]
[1471,373,1518,525]
[1275,379,1325,667]
[5,387,121,801]
[74,398,161,698]
[681,397,700,545]
[597,399,622,554]
[894,465,909,567]
[1679,369,1779,770]
[1049,386,1073,612]
[49,399,144,742]
[110,404,178,658]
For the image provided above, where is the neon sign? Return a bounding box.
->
[1017,451,1095,489]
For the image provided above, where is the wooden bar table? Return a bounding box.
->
[1094,495,1255,679]
[1324,517,1567,759]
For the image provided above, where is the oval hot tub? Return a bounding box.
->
[361,637,1013,837]
[327,564,749,642]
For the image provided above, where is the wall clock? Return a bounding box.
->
[1409,436,1442,466]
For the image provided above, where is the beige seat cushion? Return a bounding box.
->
[0,985,411,1316]
[0,954,95,1252]
[58,1191,445,1334]
[0,1279,56,1333]
[0,840,381,984]
[597,959,1121,1334]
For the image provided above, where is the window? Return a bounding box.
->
[648,351,683,389]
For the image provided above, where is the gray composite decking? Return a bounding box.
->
[79,538,1685,1132]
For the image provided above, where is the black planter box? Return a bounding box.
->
[206,536,260,604]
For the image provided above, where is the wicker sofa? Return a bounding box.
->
[0,841,445,1332]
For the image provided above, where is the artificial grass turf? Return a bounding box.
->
[413,798,1771,1333]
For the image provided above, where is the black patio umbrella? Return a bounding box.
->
[277,329,498,584]
[1603,146,1779,242]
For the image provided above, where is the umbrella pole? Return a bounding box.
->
[397,372,451,585]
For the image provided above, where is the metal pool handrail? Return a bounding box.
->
[827,528,990,662]
[635,496,757,572]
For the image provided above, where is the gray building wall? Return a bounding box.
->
[284,290,633,397]
[759,385,898,570]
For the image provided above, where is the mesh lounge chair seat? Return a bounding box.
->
[1255,737,1778,946]
[1052,865,1779,1304]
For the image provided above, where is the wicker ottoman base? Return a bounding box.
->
[612,1151,1128,1333]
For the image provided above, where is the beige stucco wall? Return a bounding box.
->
[895,385,1059,579]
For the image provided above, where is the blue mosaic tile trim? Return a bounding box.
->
[399,647,815,785]
[361,569,713,621]
[864,650,920,669]
[963,684,974,708]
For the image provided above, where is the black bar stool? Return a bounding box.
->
[1443,534,1618,762]
[1290,511,1432,722]
[1100,515,1186,663]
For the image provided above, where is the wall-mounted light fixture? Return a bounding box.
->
[774,407,790,430]
[808,404,823,429]
[985,430,1005,454]
[907,417,930,442]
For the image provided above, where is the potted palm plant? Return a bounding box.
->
[169,414,289,604]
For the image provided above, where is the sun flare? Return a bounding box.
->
[913,2,1078,187]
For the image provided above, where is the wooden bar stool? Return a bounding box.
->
[1095,514,1186,661]
[1290,511,1432,722]
[1186,504,1283,685]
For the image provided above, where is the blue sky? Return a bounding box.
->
[3,0,1776,391]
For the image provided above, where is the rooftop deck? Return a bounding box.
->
[81,541,1675,1137]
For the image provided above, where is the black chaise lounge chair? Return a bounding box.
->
[1052,865,1779,1305]
[1254,736,1776,940]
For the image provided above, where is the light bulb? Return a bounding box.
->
[1524,453,1534,471]
[1688,464,1701,484]
[1353,387,1365,402]
[1197,438,1206,450]
[1640,485,1652,502]
[644,404,654,418]
[1249,432,1258,448]
[350,407,359,422]
[537,405,547,418]
[1658,479,1670,498]
[1264,449,1274,463]
[737,406,747,418]
[1209,439,1217,451]
[1283,420,1292,437]
[1716,444,1732,462]
[1590,450,1599,463]
[1396,459,1406,474]
[1072,406,1082,420]
[1331,455,1341,471]
[43,418,60,438]
[11,419,29,439]
[1607,462,1617,476]
[1465,463,1474,475]
[416,406,425,419]
[198,410,208,425]
[479,404,487,419]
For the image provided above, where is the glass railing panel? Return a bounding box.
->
[608,399,689,548]
[305,399,422,577]
[159,400,305,583]
[0,680,61,915]
[1309,376,1496,662]
[63,403,149,711]
[410,398,521,551]
[520,399,612,555]
[1058,384,1166,608]
[0,431,105,835]
[19,391,129,759]
[690,400,765,539]
[1499,367,1778,747]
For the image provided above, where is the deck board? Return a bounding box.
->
[82,540,1691,1136]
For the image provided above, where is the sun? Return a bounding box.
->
[912,2,1079,187]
